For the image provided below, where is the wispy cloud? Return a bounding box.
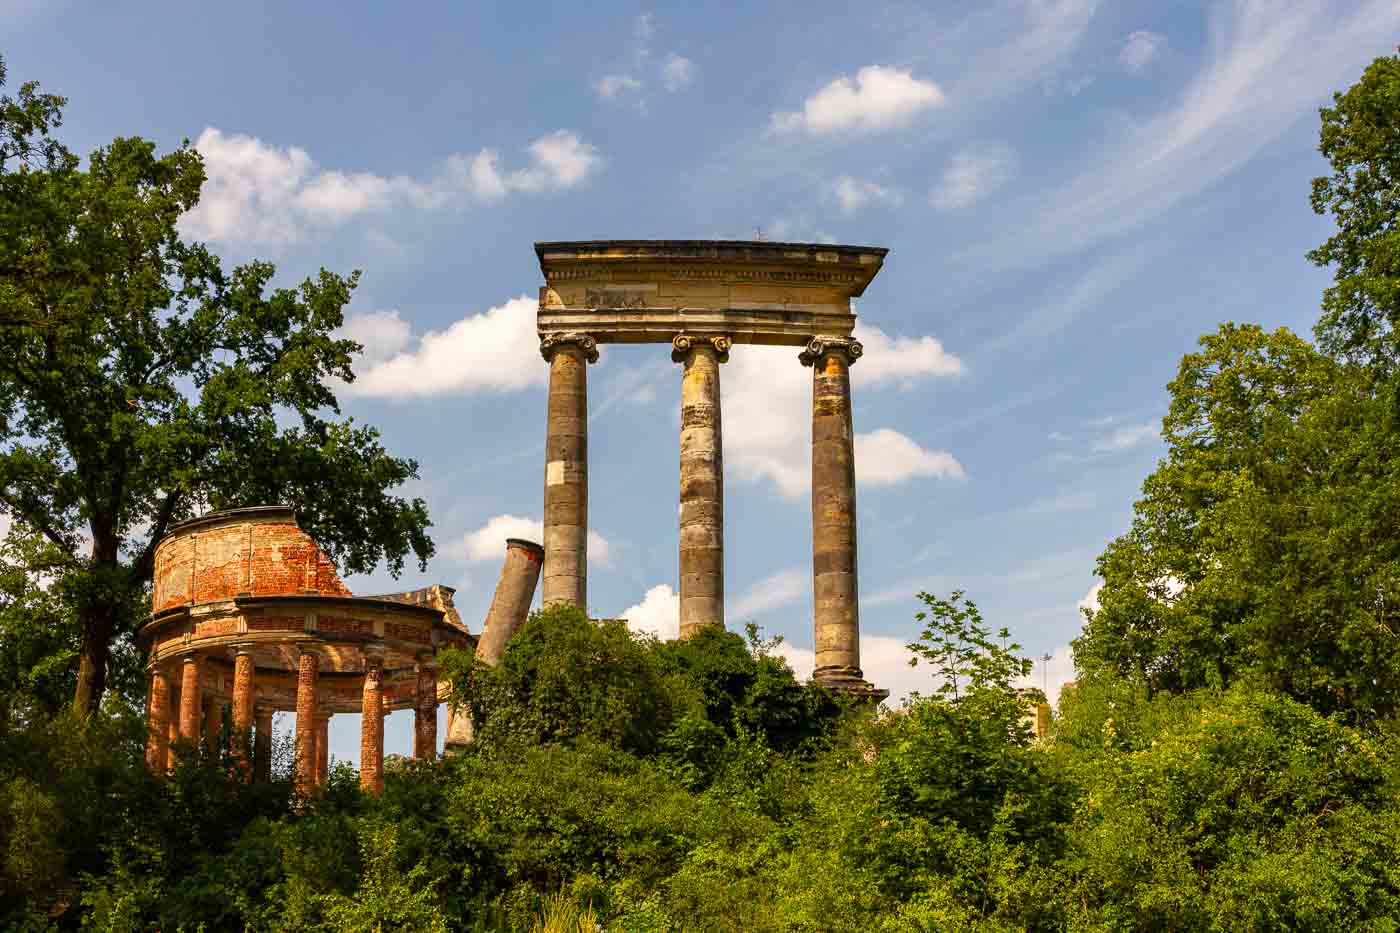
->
[732,568,808,619]
[595,13,696,104]
[971,0,1400,268]
[1118,30,1166,71]
[930,143,1017,210]
[831,175,902,214]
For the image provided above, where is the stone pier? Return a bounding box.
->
[540,333,596,610]
[414,658,437,759]
[294,649,319,798]
[674,334,730,637]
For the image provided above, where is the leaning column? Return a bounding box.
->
[540,333,597,610]
[673,334,730,637]
[294,648,319,798]
[800,336,872,691]
[360,647,385,796]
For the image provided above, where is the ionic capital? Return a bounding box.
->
[540,332,599,364]
[799,335,863,368]
[671,333,732,364]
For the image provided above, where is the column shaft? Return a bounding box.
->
[315,715,330,788]
[675,335,728,637]
[178,655,202,745]
[294,650,319,797]
[204,698,222,755]
[541,335,595,610]
[231,650,255,780]
[145,666,171,774]
[804,338,865,685]
[166,687,180,771]
[414,661,438,759]
[360,654,385,795]
[253,707,273,783]
[475,539,546,663]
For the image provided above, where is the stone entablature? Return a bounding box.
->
[536,240,886,347]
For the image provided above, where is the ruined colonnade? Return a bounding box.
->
[535,241,888,695]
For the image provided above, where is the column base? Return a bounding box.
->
[442,740,469,757]
[813,666,889,702]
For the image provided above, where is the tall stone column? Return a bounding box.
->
[167,687,180,771]
[414,657,437,759]
[315,714,331,788]
[294,648,319,798]
[475,539,546,663]
[360,648,385,796]
[540,333,597,610]
[178,653,202,746]
[230,647,256,780]
[253,706,273,783]
[203,698,222,755]
[800,336,875,693]
[145,665,171,774]
[673,334,730,638]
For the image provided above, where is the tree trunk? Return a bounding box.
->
[71,533,124,718]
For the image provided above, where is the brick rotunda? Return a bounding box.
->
[138,506,483,796]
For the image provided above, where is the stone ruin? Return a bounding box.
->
[139,240,897,794]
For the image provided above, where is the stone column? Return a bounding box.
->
[230,647,256,780]
[800,336,873,692]
[475,539,546,663]
[294,648,319,798]
[540,333,597,610]
[253,706,274,783]
[203,697,222,755]
[177,654,202,745]
[673,335,730,638]
[360,648,385,795]
[414,657,438,759]
[315,714,331,788]
[145,665,171,774]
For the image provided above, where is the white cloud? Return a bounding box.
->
[831,175,902,214]
[980,0,1400,268]
[662,54,695,93]
[343,295,542,397]
[855,429,965,486]
[1118,30,1166,71]
[1078,580,1103,614]
[620,583,678,639]
[724,324,964,497]
[732,567,807,619]
[1091,421,1157,452]
[773,65,945,135]
[183,127,602,245]
[930,143,1017,210]
[459,514,612,568]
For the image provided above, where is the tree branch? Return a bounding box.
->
[130,490,180,583]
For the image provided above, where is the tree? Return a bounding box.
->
[1076,323,1400,718]
[0,60,433,715]
[1310,48,1400,368]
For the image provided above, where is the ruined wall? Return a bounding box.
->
[153,509,351,614]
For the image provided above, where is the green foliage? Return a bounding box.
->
[1310,48,1400,368]
[0,57,433,715]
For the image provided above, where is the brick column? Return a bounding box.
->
[145,665,171,774]
[166,686,180,771]
[360,648,385,795]
[315,714,331,788]
[177,653,202,746]
[253,706,274,783]
[294,648,319,798]
[800,336,877,694]
[540,333,597,610]
[414,657,437,759]
[673,334,730,638]
[203,697,222,755]
[230,647,256,780]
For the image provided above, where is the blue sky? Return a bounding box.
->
[7,0,1397,764]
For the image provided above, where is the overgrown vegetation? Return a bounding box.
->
[3,44,1400,933]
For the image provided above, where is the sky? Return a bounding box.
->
[6,0,1398,767]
